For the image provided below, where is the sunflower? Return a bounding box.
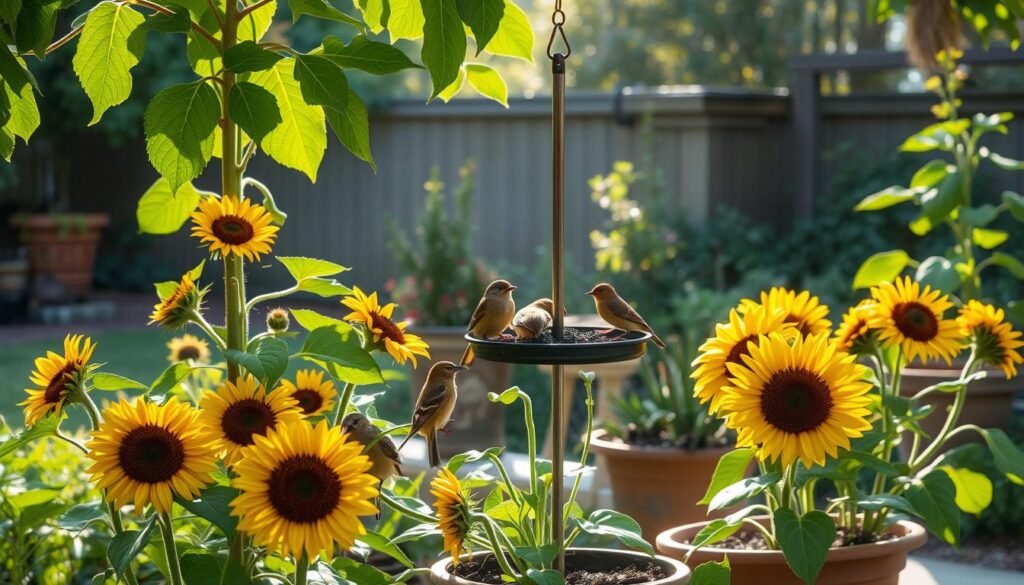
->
[21,335,96,427]
[691,305,796,414]
[833,300,879,356]
[230,420,378,560]
[86,397,220,513]
[278,369,336,417]
[957,301,1024,379]
[720,332,873,468]
[197,376,302,466]
[342,287,430,367]
[166,334,211,364]
[150,273,205,329]
[869,277,963,364]
[742,287,832,336]
[431,468,473,565]
[190,196,279,261]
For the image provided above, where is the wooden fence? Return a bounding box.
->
[5,51,1024,292]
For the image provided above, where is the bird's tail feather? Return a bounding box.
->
[427,432,440,468]
[460,345,475,367]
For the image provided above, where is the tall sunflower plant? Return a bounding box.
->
[687,281,1024,585]
[1,1,536,584]
[853,49,1024,322]
[375,372,657,585]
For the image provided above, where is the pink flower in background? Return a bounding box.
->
[440,294,453,308]
[384,277,397,292]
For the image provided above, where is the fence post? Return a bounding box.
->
[792,67,820,217]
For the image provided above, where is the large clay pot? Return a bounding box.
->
[656,519,926,585]
[12,213,109,300]
[409,327,509,458]
[429,548,691,585]
[900,366,1019,453]
[589,430,731,538]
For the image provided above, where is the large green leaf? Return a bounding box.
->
[708,472,781,511]
[290,0,366,31]
[385,0,424,40]
[176,485,240,539]
[297,324,384,385]
[229,81,281,144]
[72,1,146,125]
[3,63,39,142]
[223,337,289,387]
[421,0,466,98]
[904,469,960,544]
[854,185,918,211]
[0,414,59,458]
[484,0,533,60]
[940,466,992,515]
[144,81,220,193]
[223,40,283,73]
[1003,191,1024,222]
[576,509,654,556]
[91,372,147,391]
[58,501,108,532]
[910,160,951,189]
[294,54,349,107]
[324,89,375,171]
[290,308,345,331]
[0,43,37,93]
[278,256,348,280]
[107,515,158,579]
[457,0,503,53]
[988,151,1024,171]
[356,530,414,568]
[525,569,565,585]
[980,428,1024,485]
[914,256,960,294]
[237,0,276,42]
[320,35,420,74]
[690,560,731,585]
[136,178,201,235]
[465,63,507,106]
[773,509,834,585]
[250,59,327,182]
[990,252,1024,280]
[15,0,59,56]
[699,447,754,505]
[910,171,963,235]
[853,250,910,289]
[973,228,1008,249]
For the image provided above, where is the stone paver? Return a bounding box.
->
[902,557,1022,585]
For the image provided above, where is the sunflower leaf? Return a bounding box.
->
[699,447,755,505]
[773,509,834,585]
[980,428,1024,485]
[223,337,289,387]
[853,250,910,289]
[296,324,384,385]
[175,485,240,539]
[0,414,60,458]
[356,530,414,568]
[708,472,781,511]
[904,469,960,544]
[278,256,349,281]
[91,373,147,391]
[107,515,158,579]
[137,178,202,235]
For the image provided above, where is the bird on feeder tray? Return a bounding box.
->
[397,361,466,468]
[461,279,517,366]
[586,282,666,349]
[342,412,403,519]
[513,298,560,340]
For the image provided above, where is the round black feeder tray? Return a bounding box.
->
[465,326,652,365]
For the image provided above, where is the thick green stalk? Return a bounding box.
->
[294,555,309,585]
[333,382,357,426]
[158,512,185,585]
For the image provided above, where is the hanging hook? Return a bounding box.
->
[546,0,571,60]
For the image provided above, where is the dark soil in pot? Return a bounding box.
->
[693,526,895,550]
[450,551,666,585]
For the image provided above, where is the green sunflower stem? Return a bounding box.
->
[910,351,979,474]
[333,382,357,426]
[294,555,309,585]
[158,512,185,585]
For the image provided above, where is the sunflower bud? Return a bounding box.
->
[149,274,206,329]
[267,307,290,333]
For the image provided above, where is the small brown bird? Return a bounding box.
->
[461,279,517,366]
[342,412,403,518]
[512,298,557,339]
[586,283,666,348]
[397,361,466,467]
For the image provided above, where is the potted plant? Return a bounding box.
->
[379,373,694,585]
[388,162,509,457]
[590,343,732,537]
[10,212,109,301]
[852,49,1024,444]
[656,279,1024,585]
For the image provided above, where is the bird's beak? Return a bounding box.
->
[508,285,517,292]
[455,365,469,372]
[585,289,596,296]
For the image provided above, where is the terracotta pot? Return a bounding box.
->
[899,365,1019,453]
[0,257,29,295]
[429,548,691,585]
[12,213,109,299]
[657,519,926,585]
[409,326,510,458]
[589,430,731,538]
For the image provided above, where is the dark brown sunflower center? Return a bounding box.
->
[267,454,342,523]
[44,362,80,404]
[221,399,277,446]
[118,424,186,484]
[785,315,812,336]
[212,215,255,245]
[760,367,833,434]
[371,312,406,344]
[726,334,759,365]
[892,302,938,341]
[176,345,202,361]
[292,389,324,414]
[842,320,869,346]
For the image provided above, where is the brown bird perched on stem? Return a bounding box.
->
[397,361,466,467]
[461,279,517,366]
[342,412,402,518]
[586,283,666,348]
[512,298,557,339]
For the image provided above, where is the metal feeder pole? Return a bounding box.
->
[550,51,566,575]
